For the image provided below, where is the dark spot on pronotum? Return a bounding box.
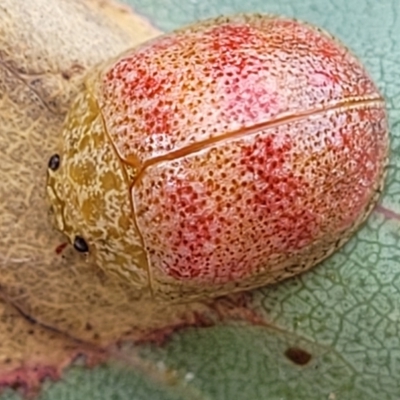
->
[48,154,60,171]
[73,236,89,253]
[284,347,312,365]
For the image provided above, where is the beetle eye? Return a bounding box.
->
[48,154,60,171]
[73,236,89,253]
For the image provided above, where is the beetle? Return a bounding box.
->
[46,13,389,301]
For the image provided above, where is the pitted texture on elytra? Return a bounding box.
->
[47,88,149,286]
[49,13,390,298]
[99,14,380,166]
[134,105,387,287]
[49,14,388,299]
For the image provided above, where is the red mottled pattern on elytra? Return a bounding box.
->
[133,106,387,283]
[99,15,379,165]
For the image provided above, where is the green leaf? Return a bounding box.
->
[4,0,400,399]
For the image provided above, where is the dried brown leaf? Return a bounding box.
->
[0,299,105,397]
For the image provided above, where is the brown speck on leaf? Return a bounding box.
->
[85,322,93,331]
[284,347,312,365]
[61,64,85,81]
[61,71,71,81]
